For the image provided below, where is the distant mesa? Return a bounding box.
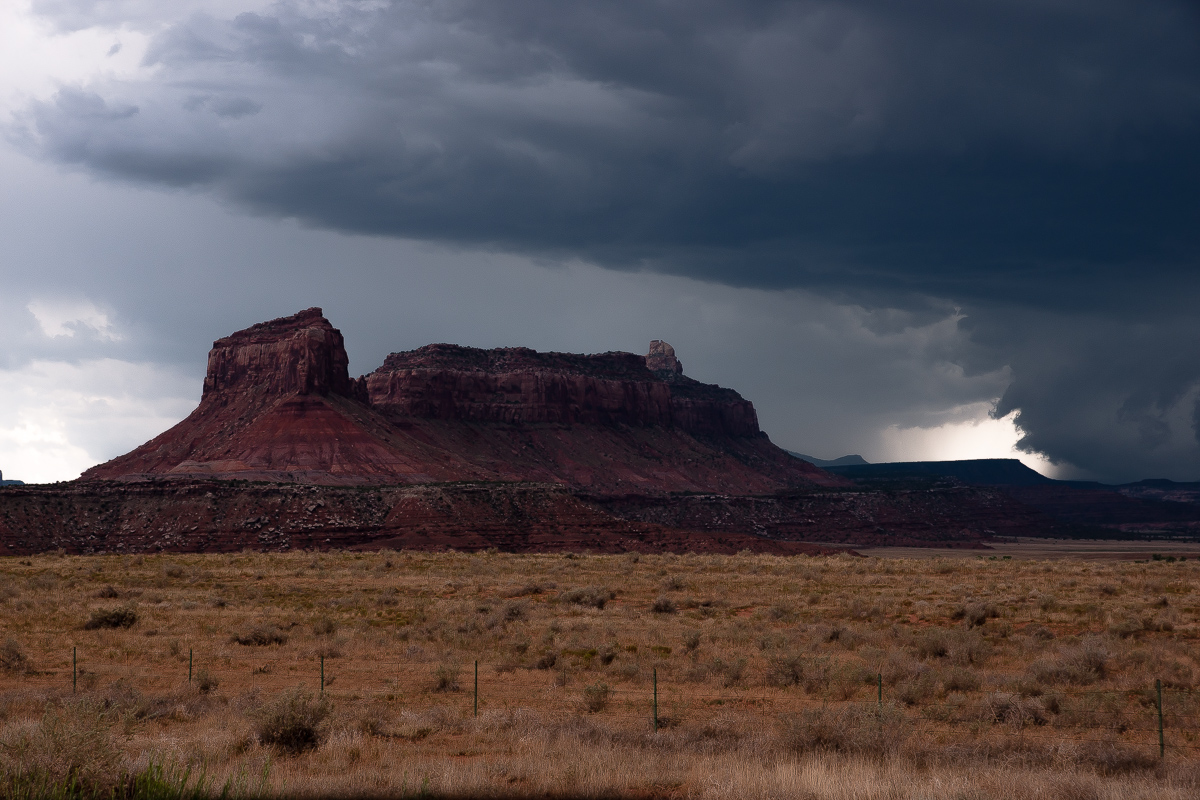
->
[824,458,1054,487]
[787,453,1059,487]
[0,470,24,487]
[788,452,870,468]
[83,308,840,493]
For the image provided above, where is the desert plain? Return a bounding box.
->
[2,545,1200,798]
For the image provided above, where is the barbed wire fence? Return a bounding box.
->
[4,648,1198,760]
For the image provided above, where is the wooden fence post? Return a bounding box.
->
[653,668,658,732]
[1157,679,1165,759]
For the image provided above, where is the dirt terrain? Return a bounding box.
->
[2,549,1199,798]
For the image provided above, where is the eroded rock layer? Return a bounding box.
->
[0,480,860,556]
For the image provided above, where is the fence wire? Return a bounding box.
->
[4,648,1198,760]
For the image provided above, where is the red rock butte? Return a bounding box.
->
[84,308,840,493]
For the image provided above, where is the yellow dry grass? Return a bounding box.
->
[2,547,1199,798]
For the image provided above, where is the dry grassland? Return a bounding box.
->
[2,547,1200,798]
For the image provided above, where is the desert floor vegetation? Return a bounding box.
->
[1,547,1199,798]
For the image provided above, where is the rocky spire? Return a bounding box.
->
[646,340,683,375]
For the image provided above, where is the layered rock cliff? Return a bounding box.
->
[83,308,839,492]
[363,343,759,436]
[202,307,363,400]
[365,345,676,427]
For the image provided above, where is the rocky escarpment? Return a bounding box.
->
[0,480,862,556]
[83,308,838,492]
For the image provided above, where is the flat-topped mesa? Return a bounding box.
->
[363,341,760,437]
[202,308,361,400]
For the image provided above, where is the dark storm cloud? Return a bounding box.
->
[22,0,1200,290]
[15,0,1200,480]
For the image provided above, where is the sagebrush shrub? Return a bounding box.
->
[662,575,687,592]
[562,587,615,609]
[83,605,138,630]
[231,624,288,646]
[195,668,219,695]
[433,664,460,692]
[915,628,951,659]
[486,600,527,629]
[710,657,746,688]
[984,691,1047,727]
[953,601,999,629]
[949,630,991,666]
[765,653,804,688]
[651,596,676,614]
[942,667,981,693]
[502,583,550,598]
[1029,639,1108,686]
[0,638,28,673]
[253,688,331,754]
[581,682,612,713]
[779,704,908,756]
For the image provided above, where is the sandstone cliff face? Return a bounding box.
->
[365,341,760,437]
[84,309,839,492]
[202,307,361,400]
[667,380,760,437]
[366,345,675,426]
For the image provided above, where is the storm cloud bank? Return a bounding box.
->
[14,0,1200,481]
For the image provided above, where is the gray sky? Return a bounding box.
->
[2,0,1198,484]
